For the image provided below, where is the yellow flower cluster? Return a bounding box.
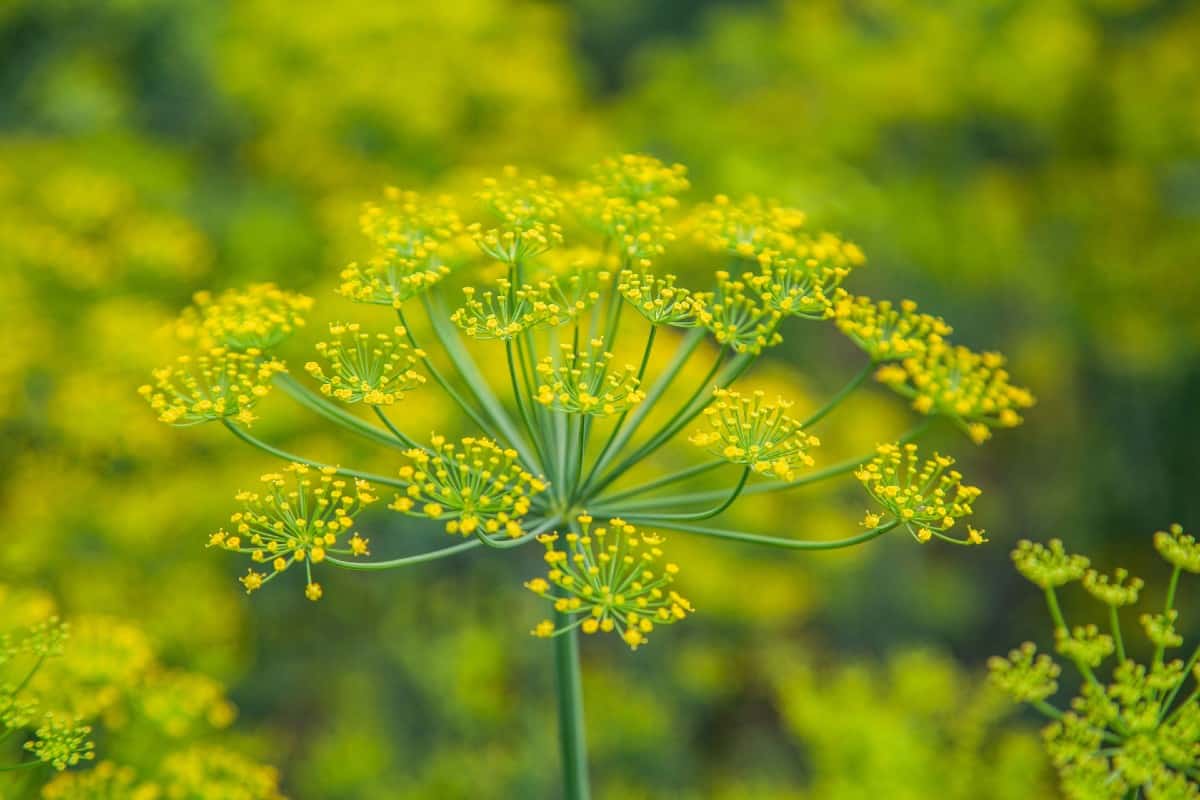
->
[337,188,462,307]
[994,533,1200,799]
[23,714,95,771]
[690,389,820,480]
[474,168,564,264]
[51,615,157,718]
[609,221,673,270]
[1140,610,1183,650]
[210,464,376,600]
[588,154,690,205]
[1082,567,1144,607]
[694,271,783,354]
[451,275,595,340]
[688,194,808,262]
[1011,539,1090,589]
[856,443,984,544]
[1054,624,1115,668]
[41,761,148,799]
[15,616,69,659]
[136,670,236,738]
[834,295,953,362]
[526,517,692,651]
[616,270,699,327]
[304,322,425,405]
[390,436,547,537]
[745,231,865,320]
[174,283,313,351]
[875,343,1036,444]
[573,199,670,267]
[535,339,646,416]
[1154,523,1200,573]
[572,155,686,258]
[688,194,864,322]
[138,348,285,427]
[5,584,281,793]
[988,642,1061,703]
[156,746,284,799]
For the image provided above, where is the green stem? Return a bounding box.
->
[1032,700,1064,720]
[625,349,726,453]
[592,459,725,508]
[1154,565,1183,669]
[602,285,624,349]
[1031,702,1123,745]
[13,655,44,695]
[423,292,530,456]
[1045,587,1106,695]
[506,339,547,473]
[1110,605,1126,664]
[396,307,499,440]
[582,327,705,491]
[554,613,590,800]
[583,326,658,491]
[585,348,727,500]
[373,406,423,451]
[221,420,408,490]
[737,417,933,498]
[474,517,559,550]
[802,361,872,428]
[325,540,480,570]
[617,418,933,511]
[275,374,403,449]
[647,519,900,550]
[569,416,592,503]
[635,325,658,380]
[1159,643,1200,722]
[623,467,749,522]
[1164,686,1200,726]
[0,761,40,772]
[1164,564,1182,612]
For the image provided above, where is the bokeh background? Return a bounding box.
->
[2,0,1198,796]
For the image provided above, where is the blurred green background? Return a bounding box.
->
[1,0,1197,796]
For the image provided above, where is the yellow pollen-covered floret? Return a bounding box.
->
[175,283,313,351]
[388,435,547,539]
[139,347,285,427]
[535,337,646,416]
[834,295,952,362]
[694,272,783,354]
[304,322,425,405]
[690,388,820,480]
[526,517,692,650]
[211,463,375,599]
[874,341,1035,444]
[616,270,700,327]
[337,188,462,307]
[473,169,564,265]
[856,442,982,545]
[451,273,599,341]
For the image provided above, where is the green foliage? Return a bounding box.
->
[769,649,1053,799]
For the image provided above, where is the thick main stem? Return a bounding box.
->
[554,618,590,800]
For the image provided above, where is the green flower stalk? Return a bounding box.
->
[990,527,1200,800]
[140,154,1032,799]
